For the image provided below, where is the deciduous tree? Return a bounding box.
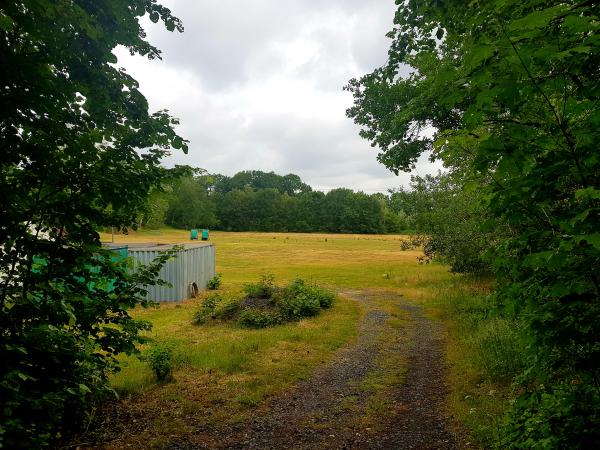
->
[347,0,600,446]
[0,1,186,446]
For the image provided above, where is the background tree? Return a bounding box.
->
[347,0,599,446]
[0,1,186,446]
[165,173,217,229]
[400,173,499,274]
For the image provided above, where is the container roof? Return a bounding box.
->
[103,242,213,252]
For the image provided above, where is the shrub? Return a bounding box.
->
[213,297,243,321]
[193,293,223,324]
[238,309,281,329]
[206,273,222,290]
[313,286,335,309]
[275,279,331,320]
[500,383,600,449]
[144,343,173,381]
[207,276,335,328]
[243,273,275,299]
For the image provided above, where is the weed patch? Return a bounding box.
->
[194,275,335,329]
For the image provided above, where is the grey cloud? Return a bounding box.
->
[125,0,440,193]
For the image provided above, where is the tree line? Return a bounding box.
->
[144,168,427,234]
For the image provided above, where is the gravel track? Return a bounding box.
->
[165,290,457,450]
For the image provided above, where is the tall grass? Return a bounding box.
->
[425,278,528,446]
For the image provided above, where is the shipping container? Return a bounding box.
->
[105,242,216,302]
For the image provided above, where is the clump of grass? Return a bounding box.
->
[470,317,527,382]
[238,309,282,328]
[193,293,244,324]
[426,279,527,447]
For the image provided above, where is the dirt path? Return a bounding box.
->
[166,290,457,449]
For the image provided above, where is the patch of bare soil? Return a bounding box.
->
[161,290,458,449]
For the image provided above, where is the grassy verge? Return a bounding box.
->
[423,277,527,447]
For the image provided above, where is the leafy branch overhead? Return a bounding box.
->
[347,0,599,447]
[0,1,186,447]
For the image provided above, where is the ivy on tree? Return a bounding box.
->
[347,0,599,447]
[0,1,186,447]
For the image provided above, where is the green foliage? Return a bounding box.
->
[275,279,322,320]
[275,279,335,320]
[192,293,223,325]
[195,276,334,329]
[399,173,502,274]
[238,309,282,329]
[144,343,173,382]
[347,0,600,445]
[193,293,244,325]
[442,289,527,383]
[213,170,312,196]
[470,318,527,383]
[0,1,185,447]
[500,384,600,449]
[165,173,217,229]
[160,168,423,234]
[209,171,403,233]
[206,273,222,290]
[243,273,276,299]
[213,297,243,321]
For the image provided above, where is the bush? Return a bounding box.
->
[213,297,243,321]
[243,273,275,299]
[206,273,222,290]
[193,293,223,324]
[313,286,335,309]
[275,279,334,320]
[238,309,281,329]
[199,276,335,329]
[500,383,600,449]
[144,343,173,381]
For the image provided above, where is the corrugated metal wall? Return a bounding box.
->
[129,244,216,302]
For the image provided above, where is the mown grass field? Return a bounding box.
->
[96,229,510,447]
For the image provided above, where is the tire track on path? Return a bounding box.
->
[167,289,457,449]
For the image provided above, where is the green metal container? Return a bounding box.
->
[190,229,199,240]
[201,229,209,241]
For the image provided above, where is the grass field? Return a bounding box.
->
[96,229,509,447]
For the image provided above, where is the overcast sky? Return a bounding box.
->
[115,0,441,193]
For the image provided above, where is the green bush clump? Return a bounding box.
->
[238,309,282,329]
[144,343,173,381]
[243,273,275,299]
[213,297,243,321]
[500,383,600,449]
[193,293,223,324]
[206,273,222,290]
[275,279,322,320]
[193,275,335,329]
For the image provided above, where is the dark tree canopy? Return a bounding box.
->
[0,1,186,447]
[213,170,312,196]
